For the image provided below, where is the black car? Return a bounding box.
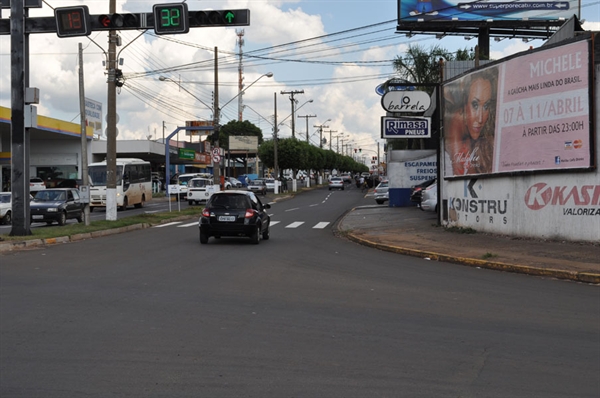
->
[30,188,84,226]
[199,191,271,244]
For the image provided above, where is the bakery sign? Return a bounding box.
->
[381,90,431,113]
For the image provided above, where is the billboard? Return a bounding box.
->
[399,0,578,22]
[84,98,103,139]
[229,136,258,151]
[443,39,592,177]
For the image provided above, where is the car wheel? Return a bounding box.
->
[120,197,128,211]
[329,188,331,191]
[250,225,260,244]
[376,200,383,204]
[188,200,193,206]
[199,230,209,244]
[262,223,270,240]
[89,206,94,212]
[3,211,11,225]
[57,211,67,226]
[76,210,83,223]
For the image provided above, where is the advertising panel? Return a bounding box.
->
[229,136,259,151]
[382,117,432,138]
[398,0,577,22]
[443,39,592,177]
[84,98,103,139]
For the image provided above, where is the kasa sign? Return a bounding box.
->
[381,91,431,113]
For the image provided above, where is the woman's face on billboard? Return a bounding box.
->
[464,77,493,140]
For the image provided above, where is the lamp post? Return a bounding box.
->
[158,76,214,112]
[333,133,344,152]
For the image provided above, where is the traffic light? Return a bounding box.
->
[190,9,250,27]
[55,6,91,37]
[98,13,140,29]
[153,3,189,35]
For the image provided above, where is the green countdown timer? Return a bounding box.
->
[54,6,91,37]
[153,3,189,35]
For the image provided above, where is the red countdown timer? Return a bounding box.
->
[153,3,189,35]
[54,6,91,37]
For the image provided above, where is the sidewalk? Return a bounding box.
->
[338,205,600,284]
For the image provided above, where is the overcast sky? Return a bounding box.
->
[1,0,599,158]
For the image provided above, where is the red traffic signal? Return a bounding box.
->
[98,13,139,28]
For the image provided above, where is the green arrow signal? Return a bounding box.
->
[224,11,235,23]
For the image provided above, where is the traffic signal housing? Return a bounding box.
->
[190,10,250,27]
[153,3,189,35]
[97,13,141,29]
[55,6,91,37]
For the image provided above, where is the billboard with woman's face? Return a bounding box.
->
[443,38,593,178]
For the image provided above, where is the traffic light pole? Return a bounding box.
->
[105,0,118,221]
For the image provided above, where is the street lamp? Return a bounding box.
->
[158,76,213,112]
[314,118,330,149]
[276,99,313,135]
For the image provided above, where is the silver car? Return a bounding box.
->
[373,180,389,205]
[420,182,438,212]
[328,176,344,190]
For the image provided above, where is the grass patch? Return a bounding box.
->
[482,252,498,259]
[445,226,477,234]
[0,207,201,242]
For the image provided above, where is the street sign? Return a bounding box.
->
[381,90,431,113]
[212,155,221,163]
[381,116,431,138]
[212,147,220,156]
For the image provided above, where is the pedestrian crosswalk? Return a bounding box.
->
[153,220,331,229]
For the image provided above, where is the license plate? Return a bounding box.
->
[32,215,43,219]
[218,216,236,222]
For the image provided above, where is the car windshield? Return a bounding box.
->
[251,180,264,185]
[190,179,210,188]
[35,190,66,201]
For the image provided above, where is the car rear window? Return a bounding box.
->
[210,194,249,208]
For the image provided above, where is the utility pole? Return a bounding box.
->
[273,92,279,191]
[105,0,118,221]
[213,46,221,188]
[313,122,330,149]
[280,90,304,138]
[297,114,316,143]
[324,130,337,150]
[78,43,90,226]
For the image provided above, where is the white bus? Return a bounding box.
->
[88,158,152,211]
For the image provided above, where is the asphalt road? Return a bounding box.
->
[1,186,598,397]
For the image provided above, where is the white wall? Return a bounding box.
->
[387,150,437,188]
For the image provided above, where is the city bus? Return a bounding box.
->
[88,158,152,211]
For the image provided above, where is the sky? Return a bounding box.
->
[1,0,599,162]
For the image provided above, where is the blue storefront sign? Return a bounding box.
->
[381,116,431,138]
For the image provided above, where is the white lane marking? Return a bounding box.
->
[285,222,305,228]
[153,221,183,228]
[178,222,198,228]
[309,204,319,207]
[313,222,330,229]
[270,221,281,226]
[285,207,300,212]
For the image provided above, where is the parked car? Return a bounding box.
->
[227,177,243,188]
[328,176,344,190]
[410,178,436,207]
[30,188,84,225]
[199,190,271,244]
[420,182,438,212]
[265,178,276,192]
[373,180,389,205]
[29,177,46,193]
[0,192,11,225]
[247,179,267,195]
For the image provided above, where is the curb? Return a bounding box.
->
[345,232,600,285]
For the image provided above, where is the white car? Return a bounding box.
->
[29,177,46,193]
[0,192,11,225]
[420,182,438,212]
[373,180,389,205]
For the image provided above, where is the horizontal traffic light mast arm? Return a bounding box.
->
[0,9,250,35]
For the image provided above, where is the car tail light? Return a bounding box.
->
[245,209,255,218]
[202,208,211,217]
